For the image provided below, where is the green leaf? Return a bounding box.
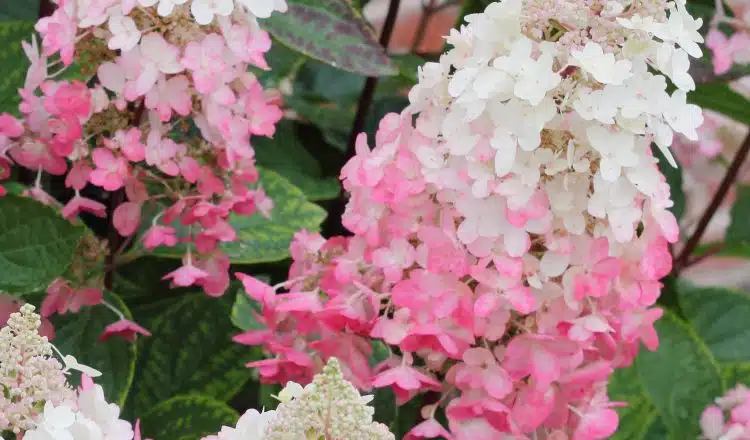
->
[260,0,397,77]
[608,364,659,440]
[126,293,256,417]
[140,394,239,440]
[635,311,724,438]
[727,185,750,246]
[52,292,137,406]
[722,363,750,387]
[151,168,326,264]
[678,281,750,363]
[689,83,750,125]
[0,195,85,294]
[0,3,38,21]
[231,285,265,332]
[653,146,685,222]
[0,21,33,115]
[254,121,340,201]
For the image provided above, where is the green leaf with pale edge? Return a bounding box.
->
[259,0,397,77]
[727,185,750,246]
[689,83,750,125]
[125,293,254,418]
[52,292,136,406]
[254,121,340,201]
[635,311,724,438]
[678,281,750,363]
[151,167,327,264]
[140,394,238,440]
[0,195,84,293]
[0,21,33,115]
[608,364,659,440]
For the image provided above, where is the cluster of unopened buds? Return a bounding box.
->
[204,358,394,440]
[701,384,750,440]
[0,0,289,335]
[0,304,138,439]
[233,0,704,438]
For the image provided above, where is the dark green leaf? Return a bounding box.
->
[0,21,33,115]
[727,185,750,246]
[0,195,84,294]
[151,167,327,264]
[679,281,750,363]
[53,292,137,406]
[653,146,685,222]
[126,293,255,417]
[140,394,238,440]
[643,416,670,440]
[636,311,724,438]
[689,83,750,125]
[254,121,341,201]
[260,0,396,77]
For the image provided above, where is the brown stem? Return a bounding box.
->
[682,243,726,270]
[411,0,437,52]
[675,133,750,272]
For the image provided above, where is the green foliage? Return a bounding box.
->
[140,394,239,440]
[254,121,341,201]
[607,311,724,439]
[689,83,750,126]
[151,167,327,264]
[231,287,265,332]
[260,0,396,77]
[52,292,137,406]
[636,312,724,437]
[653,146,685,222]
[726,185,750,247]
[125,293,256,418]
[0,3,38,21]
[0,21,33,115]
[0,195,85,294]
[678,281,750,363]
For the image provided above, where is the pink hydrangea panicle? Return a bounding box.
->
[233,0,697,437]
[701,385,750,440]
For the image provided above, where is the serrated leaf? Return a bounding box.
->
[727,185,750,246]
[0,195,85,294]
[689,83,750,125]
[125,293,255,418]
[52,292,136,406]
[0,21,33,115]
[150,168,327,264]
[678,281,750,363]
[260,0,396,77]
[140,394,239,440]
[254,121,340,201]
[635,311,724,438]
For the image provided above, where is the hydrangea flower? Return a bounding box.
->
[234,0,701,438]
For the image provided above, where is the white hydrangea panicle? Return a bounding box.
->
[0,305,133,439]
[263,358,395,440]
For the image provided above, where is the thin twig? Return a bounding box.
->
[682,243,726,270]
[675,133,750,272]
[412,0,438,52]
